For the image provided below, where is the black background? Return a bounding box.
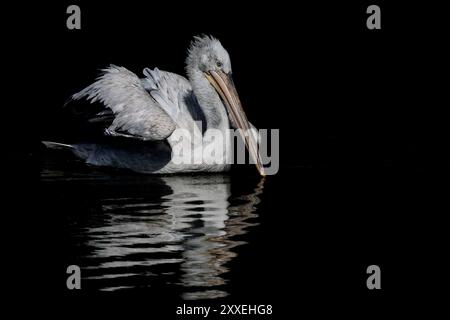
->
[3,0,448,317]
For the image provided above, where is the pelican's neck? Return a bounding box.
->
[187,68,229,131]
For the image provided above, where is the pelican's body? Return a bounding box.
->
[44,36,264,175]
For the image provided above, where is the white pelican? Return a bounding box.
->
[43,35,265,176]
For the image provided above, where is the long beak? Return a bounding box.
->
[205,70,265,176]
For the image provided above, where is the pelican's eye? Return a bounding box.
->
[216,61,223,68]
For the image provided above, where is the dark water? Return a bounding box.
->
[41,159,264,300]
[28,155,446,314]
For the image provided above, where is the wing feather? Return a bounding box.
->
[71,65,177,141]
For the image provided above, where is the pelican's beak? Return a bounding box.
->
[205,70,265,176]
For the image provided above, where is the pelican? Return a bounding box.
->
[43,35,265,176]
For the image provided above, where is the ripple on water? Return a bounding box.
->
[43,165,263,299]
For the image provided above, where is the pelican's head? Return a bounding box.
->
[186,35,265,176]
[186,35,232,74]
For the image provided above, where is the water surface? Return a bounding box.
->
[41,160,264,300]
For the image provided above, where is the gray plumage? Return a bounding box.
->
[72,66,179,141]
[44,35,261,175]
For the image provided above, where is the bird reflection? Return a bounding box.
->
[163,176,263,300]
[43,167,264,299]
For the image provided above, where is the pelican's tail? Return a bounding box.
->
[41,141,74,150]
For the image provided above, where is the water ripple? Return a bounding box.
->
[42,167,264,299]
